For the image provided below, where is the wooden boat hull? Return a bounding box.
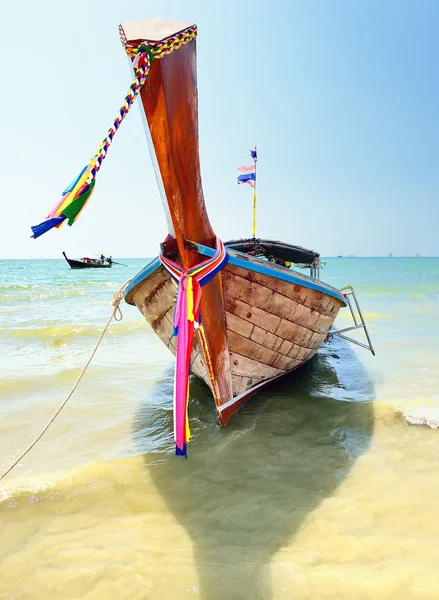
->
[119,20,347,428]
[125,248,346,424]
[62,252,112,269]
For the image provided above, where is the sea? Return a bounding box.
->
[1,257,439,599]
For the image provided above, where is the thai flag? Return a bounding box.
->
[237,164,255,187]
[250,148,257,160]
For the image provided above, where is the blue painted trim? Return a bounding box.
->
[125,257,161,303]
[125,244,347,306]
[194,242,347,305]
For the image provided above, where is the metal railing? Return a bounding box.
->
[331,285,375,355]
[309,257,321,280]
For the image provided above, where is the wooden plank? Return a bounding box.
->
[301,348,316,362]
[226,310,318,377]
[227,263,322,305]
[162,306,175,333]
[261,290,302,323]
[229,352,283,379]
[287,343,314,362]
[153,307,175,348]
[226,263,310,287]
[273,319,316,348]
[278,338,293,355]
[271,353,300,371]
[191,351,209,384]
[227,330,280,367]
[250,325,284,352]
[232,374,264,397]
[275,318,314,349]
[224,264,343,316]
[226,294,319,349]
[132,268,169,306]
[319,293,340,313]
[168,337,176,353]
[226,312,254,338]
[222,271,273,307]
[276,319,321,346]
[225,269,326,335]
[227,329,306,373]
[225,297,281,335]
[227,312,285,354]
[139,280,175,325]
[315,312,338,334]
[301,332,324,351]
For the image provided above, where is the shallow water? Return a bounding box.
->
[1,257,439,599]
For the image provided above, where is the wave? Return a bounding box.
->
[371,400,439,430]
[0,368,96,393]
[0,320,148,341]
[0,280,124,291]
[0,457,147,505]
[0,280,130,302]
[399,405,439,429]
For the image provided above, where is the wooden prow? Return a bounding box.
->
[119,18,234,421]
[120,19,214,265]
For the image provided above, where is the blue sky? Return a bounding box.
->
[1,0,438,258]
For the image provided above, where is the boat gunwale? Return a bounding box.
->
[124,244,347,307]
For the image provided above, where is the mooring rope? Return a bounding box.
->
[0,278,132,482]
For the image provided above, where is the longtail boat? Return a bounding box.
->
[31,18,374,456]
[118,19,375,454]
[62,252,113,269]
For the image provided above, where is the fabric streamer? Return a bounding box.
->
[159,238,229,457]
[31,24,197,239]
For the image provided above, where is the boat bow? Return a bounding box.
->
[119,19,235,445]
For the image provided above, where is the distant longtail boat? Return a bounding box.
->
[62,252,113,269]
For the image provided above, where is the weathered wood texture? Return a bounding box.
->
[131,261,344,421]
[132,271,210,388]
[120,19,343,423]
[222,264,343,397]
[121,22,234,417]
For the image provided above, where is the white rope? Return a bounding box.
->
[0,278,133,482]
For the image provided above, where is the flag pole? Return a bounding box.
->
[252,146,257,239]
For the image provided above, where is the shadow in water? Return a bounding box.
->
[133,338,375,599]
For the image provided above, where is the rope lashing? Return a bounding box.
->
[31,24,198,239]
[159,238,229,457]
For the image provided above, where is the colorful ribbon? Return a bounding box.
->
[159,238,229,457]
[31,24,197,239]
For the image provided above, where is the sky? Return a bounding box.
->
[1,0,438,258]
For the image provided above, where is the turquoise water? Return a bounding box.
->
[1,257,439,599]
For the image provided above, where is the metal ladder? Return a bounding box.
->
[330,286,375,355]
